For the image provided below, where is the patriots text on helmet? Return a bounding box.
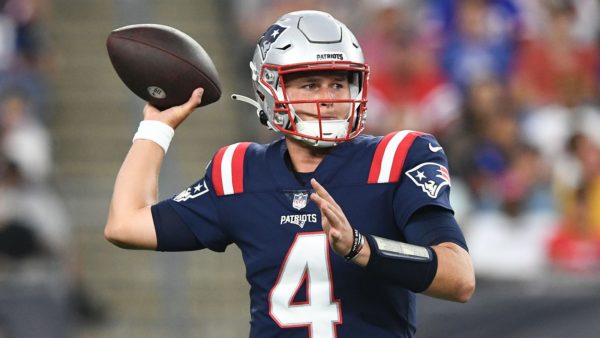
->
[316,53,345,61]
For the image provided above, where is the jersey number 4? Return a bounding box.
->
[269,232,341,337]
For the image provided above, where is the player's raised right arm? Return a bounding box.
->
[104,88,204,249]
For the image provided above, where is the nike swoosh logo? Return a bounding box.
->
[429,143,443,152]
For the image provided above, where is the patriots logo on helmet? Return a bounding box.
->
[405,162,451,199]
[258,24,287,60]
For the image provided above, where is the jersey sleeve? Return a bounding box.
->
[403,205,468,251]
[152,160,232,253]
[392,133,454,228]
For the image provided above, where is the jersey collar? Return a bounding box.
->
[266,137,356,190]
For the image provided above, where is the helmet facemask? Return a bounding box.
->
[260,61,368,147]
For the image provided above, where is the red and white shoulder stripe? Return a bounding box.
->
[211,142,251,196]
[368,131,426,184]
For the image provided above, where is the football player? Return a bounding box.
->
[105,10,475,338]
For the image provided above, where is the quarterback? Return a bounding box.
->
[105,10,475,337]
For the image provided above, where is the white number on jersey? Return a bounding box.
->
[269,232,341,337]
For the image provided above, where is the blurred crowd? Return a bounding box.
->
[0,0,103,337]
[232,0,600,278]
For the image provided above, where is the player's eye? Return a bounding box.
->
[301,83,317,90]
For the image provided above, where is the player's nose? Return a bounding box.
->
[317,87,336,106]
[319,100,334,107]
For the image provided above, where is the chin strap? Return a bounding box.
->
[294,119,348,148]
[231,94,273,129]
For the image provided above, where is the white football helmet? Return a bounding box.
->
[232,11,369,147]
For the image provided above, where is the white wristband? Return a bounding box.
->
[132,120,175,153]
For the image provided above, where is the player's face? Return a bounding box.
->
[283,71,352,121]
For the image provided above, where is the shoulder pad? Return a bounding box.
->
[367,130,427,184]
[211,142,252,196]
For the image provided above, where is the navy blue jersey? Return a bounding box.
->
[153,131,462,338]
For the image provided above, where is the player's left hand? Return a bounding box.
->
[310,178,355,258]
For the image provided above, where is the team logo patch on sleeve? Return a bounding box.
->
[405,162,451,198]
[173,180,209,202]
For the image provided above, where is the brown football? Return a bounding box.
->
[106,24,221,110]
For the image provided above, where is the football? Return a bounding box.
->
[106,24,222,110]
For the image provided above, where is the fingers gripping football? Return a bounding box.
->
[310,178,354,257]
[143,88,204,129]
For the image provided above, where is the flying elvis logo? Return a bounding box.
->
[259,24,287,60]
[173,180,209,202]
[405,162,451,198]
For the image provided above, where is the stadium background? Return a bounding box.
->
[0,0,599,337]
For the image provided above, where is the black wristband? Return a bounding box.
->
[364,234,438,293]
[344,228,364,261]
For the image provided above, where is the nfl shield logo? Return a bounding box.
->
[292,192,308,210]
